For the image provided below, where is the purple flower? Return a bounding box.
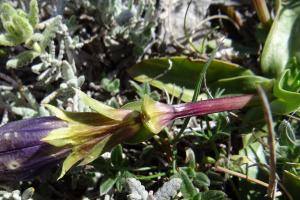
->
[0,117,69,181]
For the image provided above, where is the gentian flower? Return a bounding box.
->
[0,117,69,181]
[0,89,253,181]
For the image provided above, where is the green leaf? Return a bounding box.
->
[261,1,300,78]
[0,3,17,23]
[278,120,296,146]
[12,15,33,40]
[128,57,271,102]
[283,170,300,199]
[101,78,120,95]
[271,69,300,114]
[111,144,123,167]
[3,21,21,39]
[100,176,118,195]
[0,48,7,57]
[178,169,198,199]
[16,9,28,19]
[21,187,35,200]
[273,69,300,102]
[185,148,196,170]
[194,172,210,188]
[0,33,22,46]
[28,0,39,27]
[6,50,40,69]
[233,140,269,199]
[238,141,267,178]
[192,193,202,200]
[201,190,227,200]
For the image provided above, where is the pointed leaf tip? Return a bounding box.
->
[74,88,133,121]
[57,152,82,180]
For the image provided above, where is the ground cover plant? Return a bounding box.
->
[0,0,300,199]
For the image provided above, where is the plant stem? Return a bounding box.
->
[173,95,254,120]
[214,165,269,188]
[174,45,219,142]
[252,0,271,28]
[170,94,253,174]
[136,172,166,180]
[257,86,277,199]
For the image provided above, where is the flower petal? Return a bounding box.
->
[0,117,66,153]
[0,144,69,181]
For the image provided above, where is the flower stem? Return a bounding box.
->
[172,95,254,119]
[252,0,271,28]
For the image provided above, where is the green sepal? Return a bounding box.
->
[43,104,120,146]
[121,100,142,111]
[75,88,133,121]
[79,135,112,166]
[125,126,154,144]
[141,95,173,134]
[51,129,116,179]
[121,100,156,143]
[57,135,113,179]
[44,104,118,124]
[57,151,82,180]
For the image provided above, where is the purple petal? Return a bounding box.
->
[0,144,70,181]
[0,117,67,153]
[0,117,69,181]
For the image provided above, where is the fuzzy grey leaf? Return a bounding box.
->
[10,107,38,118]
[40,16,62,49]
[6,50,40,69]
[21,187,35,200]
[126,178,149,200]
[154,178,182,200]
